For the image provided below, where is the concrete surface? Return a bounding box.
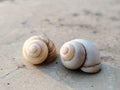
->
[0,0,120,90]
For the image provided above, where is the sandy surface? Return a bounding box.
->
[0,0,120,90]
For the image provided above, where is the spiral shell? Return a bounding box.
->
[23,35,57,64]
[60,39,101,73]
[60,40,85,69]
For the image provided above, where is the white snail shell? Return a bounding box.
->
[60,39,101,73]
[23,35,57,64]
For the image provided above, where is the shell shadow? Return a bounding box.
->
[36,55,120,90]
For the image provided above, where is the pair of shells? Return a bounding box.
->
[23,35,101,73]
[23,35,57,64]
[60,39,101,73]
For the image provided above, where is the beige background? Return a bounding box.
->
[0,0,120,90]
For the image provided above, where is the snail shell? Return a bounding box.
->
[23,35,57,64]
[60,39,101,73]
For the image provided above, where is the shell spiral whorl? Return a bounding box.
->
[60,41,86,70]
[60,44,75,61]
[60,39,101,73]
[23,35,57,64]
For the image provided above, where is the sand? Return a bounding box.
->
[0,0,120,90]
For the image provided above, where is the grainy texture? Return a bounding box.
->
[0,0,120,90]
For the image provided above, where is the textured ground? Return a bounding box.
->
[0,0,120,90]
